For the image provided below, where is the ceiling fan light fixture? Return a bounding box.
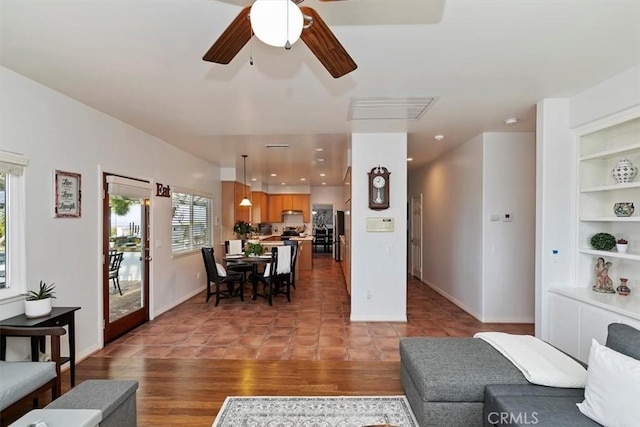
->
[250,0,304,48]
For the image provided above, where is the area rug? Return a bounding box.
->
[212,395,418,427]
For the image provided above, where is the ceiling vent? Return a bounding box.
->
[265,144,290,148]
[348,97,437,121]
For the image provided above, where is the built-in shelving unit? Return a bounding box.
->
[575,109,640,303]
[548,106,640,362]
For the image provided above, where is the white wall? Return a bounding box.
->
[410,135,484,318]
[536,65,640,340]
[350,133,407,322]
[409,132,536,322]
[310,186,343,211]
[482,132,536,322]
[0,67,220,359]
[535,99,575,339]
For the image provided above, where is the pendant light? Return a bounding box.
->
[239,154,252,207]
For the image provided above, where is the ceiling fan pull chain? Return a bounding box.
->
[250,24,254,65]
[285,0,292,50]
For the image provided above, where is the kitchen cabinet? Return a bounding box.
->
[291,194,310,221]
[341,167,351,293]
[251,191,269,224]
[267,194,283,222]
[222,181,251,227]
[266,193,310,222]
[344,167,351,203]
[298,240,312,271]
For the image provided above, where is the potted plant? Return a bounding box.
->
[233,221,255,239]
[24,281,56,318]
[245,242,264,257]
[590,232,616,251]
[616,238,629,253]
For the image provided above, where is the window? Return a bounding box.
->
[0,150,28,299]
[172,190,212,254]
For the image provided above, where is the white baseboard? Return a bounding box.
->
[480,316,535,323]
[422,279,483,321]
[421,280,534,324]
[153,286,205,318]
[350,314,407,322]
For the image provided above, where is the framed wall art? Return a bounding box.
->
[54,170,81,218]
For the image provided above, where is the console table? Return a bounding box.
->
[0,306,81,386]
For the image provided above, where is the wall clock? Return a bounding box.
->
[368,166,390,210]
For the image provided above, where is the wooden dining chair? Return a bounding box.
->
[224,240,252,282]
[201,247,244,306]
[313,229,328,253]
[283,240,298,289]
[262,246,292,306]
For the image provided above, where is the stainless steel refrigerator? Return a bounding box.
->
[333,210,345,261]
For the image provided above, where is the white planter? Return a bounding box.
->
[616,243,628,254]
[25,298,52,318]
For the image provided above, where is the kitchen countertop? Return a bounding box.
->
[253,234,313,241]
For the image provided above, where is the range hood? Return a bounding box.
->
[282,210,303,215]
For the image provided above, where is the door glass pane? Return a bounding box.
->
[109,195,144,323]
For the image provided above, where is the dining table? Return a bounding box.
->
[224,254,273,302]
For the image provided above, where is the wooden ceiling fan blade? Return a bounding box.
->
[202,6,251,64]
[299,6,357,78]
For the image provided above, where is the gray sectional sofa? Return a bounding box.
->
[400,322,640,426]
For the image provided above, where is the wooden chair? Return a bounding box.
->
[283,240,298,289]
[201,247,244,306]
[108,252,124,296]
[313,229,329,253]
[224,240,252,282]
[263,246,292,306]
[0,326,66,417]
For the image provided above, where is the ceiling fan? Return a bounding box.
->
[202,0,358,79]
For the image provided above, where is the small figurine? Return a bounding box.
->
[593,257,615,293]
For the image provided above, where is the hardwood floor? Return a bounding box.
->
[1,254,534,426]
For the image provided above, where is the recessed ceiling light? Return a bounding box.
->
[320,173,326,177]
[315,148,323,152]
[322,182,326,185]
[251,178,257,181]
[270,173,277,177]
[434,135,445,141]
[300,178,306,181]
[281,182,286,185]
[407,157,413,162]
[505,117,518,125]
[317,158,325,162]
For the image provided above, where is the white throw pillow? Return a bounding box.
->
[576,339,640,427]
[215,263,227,277]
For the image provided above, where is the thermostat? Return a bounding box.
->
[366,217,394,232]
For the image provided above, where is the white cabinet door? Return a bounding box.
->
[579,304,621,362]
[549,293,580,359]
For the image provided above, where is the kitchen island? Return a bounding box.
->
[252,235,313,271]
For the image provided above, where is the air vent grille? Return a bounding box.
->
[348,97,437,120]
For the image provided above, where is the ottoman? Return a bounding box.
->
[9,409,102,427]
[45,380,138,427]
[400,337,529,427]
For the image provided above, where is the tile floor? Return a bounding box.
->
[95,254,534,361]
